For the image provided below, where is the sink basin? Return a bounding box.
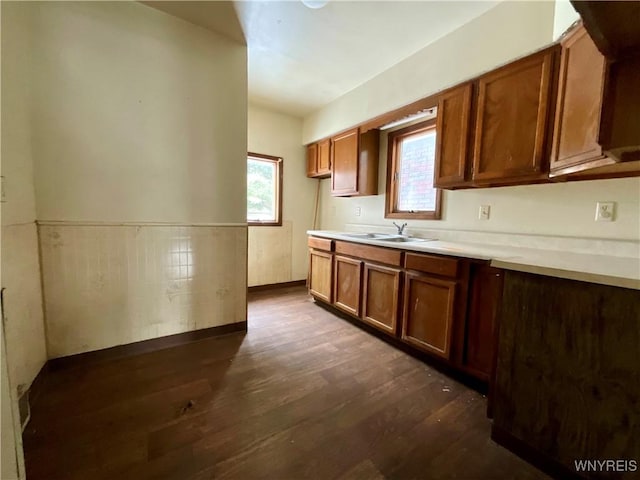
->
[343,232,394,239]
[377,237,432,243]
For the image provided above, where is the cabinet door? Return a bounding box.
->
[309,249,332,303]
[333,255,362,316]
[362,263,401,335]
[550,25,607,173]
[434,83,473,188]
[402,272,456,360]
[463,265,503,381]
[472,48,556,183]
[317,139,331,176]
[331,128,359,195]
[306,143,318,177]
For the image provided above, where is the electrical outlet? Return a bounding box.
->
[595,201,615,222]
[479,205,490,220]
[355,206,361,217]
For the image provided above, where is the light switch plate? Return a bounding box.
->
[479,205,490,220]
[595,201,615,222]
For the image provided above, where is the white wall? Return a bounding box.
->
[308,1,640,245]
[31,2,247,224]
[18,1,248,357]
[247,104,317,286]
[1,1,48,392]
[553,0,580,40]
[303,1,555,144]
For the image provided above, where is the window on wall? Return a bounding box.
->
[385,119,442,220]
[247,152,282,226]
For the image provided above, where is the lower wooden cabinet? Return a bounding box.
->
[461,265,503,380]
[333,255,362,316]
[307,236,502,384]
[402,272,457,360]
[309,249,333,303]
[362,263,401,335]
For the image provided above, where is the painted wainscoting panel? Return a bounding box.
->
[1,223,48,390]
[248,221,292,287]
[39,224,247,358]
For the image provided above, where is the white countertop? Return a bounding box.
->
[308,230,640,290]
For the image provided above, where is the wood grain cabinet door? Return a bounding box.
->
[550,25,607,173]
[331,128,359,195]
[434,82,473,188]
[317,139,331,176]
[306,143,318,177]
[472,47,556,183]
[333,255,362,316]
[362,263,401,335]
[309,249,333,303]
[402,272,456,360]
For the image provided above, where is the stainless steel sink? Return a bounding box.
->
[377,237,432,243]
[343,233,394,239]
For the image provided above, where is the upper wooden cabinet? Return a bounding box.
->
[306,140,331,178]
[550,24,607,176]
[331,128,379,197]
[317,139,331,176]
[471,46,558,185]
[434,83,473,188]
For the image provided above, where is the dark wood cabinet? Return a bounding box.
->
[461,265,503,381]
[333,255,362,317]
[308,236,501,383]
[471,47,557,185]
[306,141,331,178]
[550,24,608,176]
[331,128,379,197]
[361,263,401,335]
[402,272,457,360]
[434,82,473,188]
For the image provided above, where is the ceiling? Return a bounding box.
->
[146,1,501,118]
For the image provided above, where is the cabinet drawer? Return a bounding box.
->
[335,241,402,267]
[404,252,459,278]
[308,237,334,251]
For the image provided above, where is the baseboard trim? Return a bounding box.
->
[248,280,306,292]
[48,322,247,371]
[491,424,586,480]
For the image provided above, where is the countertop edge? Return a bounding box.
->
[308,230,640,291]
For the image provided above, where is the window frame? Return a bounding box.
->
[247,152,283,227]
[385,119,442,220]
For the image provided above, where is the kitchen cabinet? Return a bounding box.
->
[461,264,503,381]
[402,272,457,360]
[306,141,331,178]
[308,237,333,303]
[333,255,362,317]
[317,139,331,176]
[471,46,558,185]
[434,82,474,188]
[361,263,401,335]
[402,253,464,360]
[550,24,609,177]
[331,128,379,197]
[308,235,500,383]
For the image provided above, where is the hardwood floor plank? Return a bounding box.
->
[23,286,547,480]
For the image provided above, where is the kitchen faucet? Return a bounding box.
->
[393,222,407,235]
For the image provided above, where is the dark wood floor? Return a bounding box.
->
[23,286,548,480]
